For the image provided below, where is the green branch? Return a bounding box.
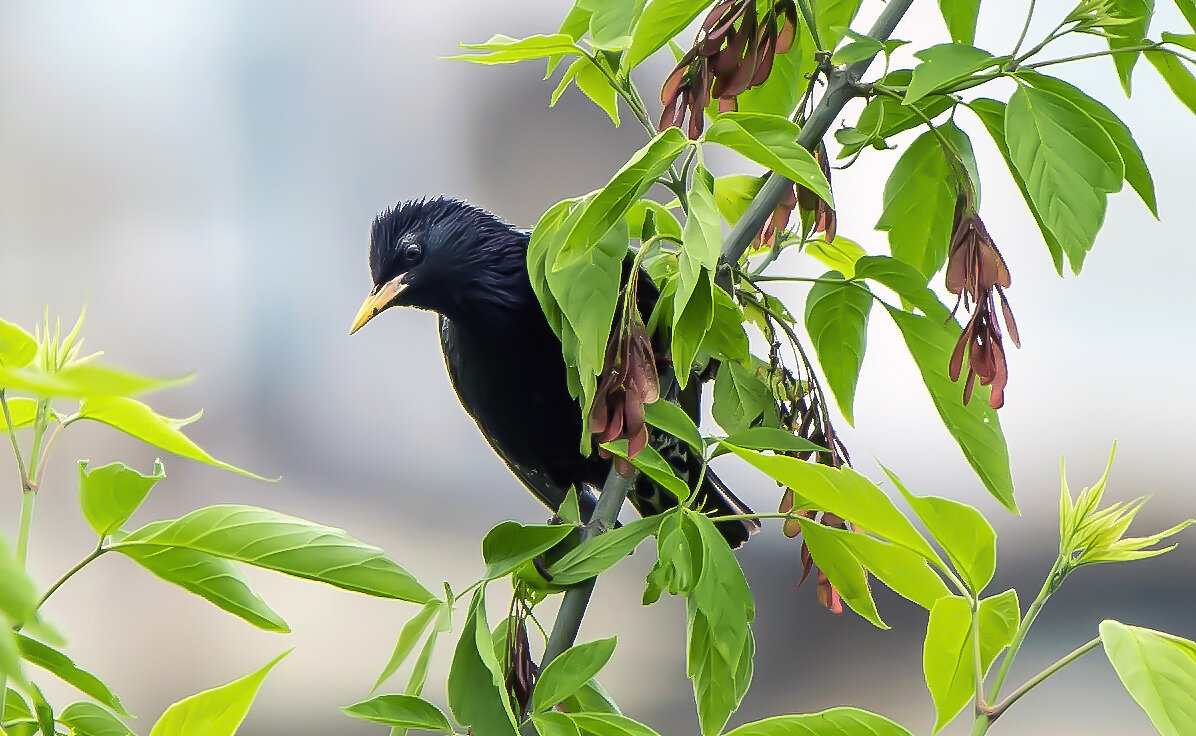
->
[990,637,1101,719]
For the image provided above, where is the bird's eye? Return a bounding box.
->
[403,242,422,263]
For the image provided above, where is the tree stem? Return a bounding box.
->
[15,489,36,567]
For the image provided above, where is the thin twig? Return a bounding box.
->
[989,637,1100,719]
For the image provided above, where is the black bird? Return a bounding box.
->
[350,197,757,546]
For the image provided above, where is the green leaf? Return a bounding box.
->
[563,712,662,736]
[805,236,865,278]
[729,447,939,560]
[905,44,996,106]
[482,521,575,581]
[735,37,816,118]
[675,166,722,339]
[1004,85,1122,274]
[1,397,52,431]
[881,467,995,593]
[795,519,886,628]
[837,70,954,158]
[114,534,289,633]
[0,318,37,368]
[804,273,872,425]
[147,651,288,736]
[624,0,714,70]
[447,589,518,736]
[0,538,38,628]
[372,600,443,693]
[1020,71,1157,216]
[720,427,827,455]
[1174,0,1196,30]
[1145,47,1196,116]
[723,707,917,736]
[0,363,188,400]
[819,527,952,610]
[626,199,681,241]
[76,397,267,480]
[703,113,833,204]
[937,0,981,44]
[883,308,1016,512]
[575,59,621,125]
[58,702,134,736]
[534,711,583,736]
[3,687,33,723]
[671,269,714,387]
[713,361,773,434]
[584,0,644,50]
[876,124,976,279]
[1107,0,1154,94]
[713,175,764,226]
[1100,620,1196,736]
[452,34,584,64]
[816,0,865,49]
[601,441,690,501]
[923,591,1019,731]
[533,637,618,712]
[342,694,452,731]
[643,400,703,453]
[78,459,164,538]
[15,635,128,715]
[115,505,433,603]
[559,679,622,715]
[851,255,949,322]
[966,98,1065,273]
[0,628,30,694]
[547,515,664,585]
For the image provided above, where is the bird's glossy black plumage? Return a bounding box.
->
[356,197,757,546]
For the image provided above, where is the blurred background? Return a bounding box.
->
[1,1,1192,734]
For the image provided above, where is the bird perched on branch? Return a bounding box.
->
[350,197,757,546]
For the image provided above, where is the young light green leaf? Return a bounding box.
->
[342,694,452,731]
[937,0,981,44]
[78,459,165,538]
[482,521,575,581]
[1106,0,1154,94]
[1145,47,1196,116]
[643,400,703,453]
[1100,620,1196,736]
[15,635,128,715]
[966,98,1065,273]
[804,274,872,425]
[1,397,52,431]
[923,591,1019,731]
[703,113,833,204]
[58,702,134,736]
[447,589,518,736]
[532,637,618,712]
[372,600,443,693]
[0,363,188,400]
[719,427,828,455]
[1020,71,1157,216]
[147,651,288,736]
[624,0,714,71]
[712,175,763,227]
[559,679,622,715]
[534,711,584,736]
[729,447,939,560]
[0,628,30,694]
[806,236,866,278]
[723,707,917,736]
[712,361,773,434]
[905,44,996,106]
[3,687,33,723]
[574,59,621,125]
[601,441,690,501]
[76,397,268,480]
[585,0,643,50]
[796,519,887,628]
[114,533,289,632]
[451,34,584,64]
[626,198,682,241]
[0,318,37,368]
[1173,0,1196,30]
[115,505,433,603]
[883,308,1016,512]
[547,515,664,585]
[1005,85,1123,273]
[0,539,38,628]
[881,466,996,593]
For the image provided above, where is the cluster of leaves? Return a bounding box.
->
[0,312,435,736]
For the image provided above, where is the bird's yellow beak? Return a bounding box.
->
[350,276,407,334]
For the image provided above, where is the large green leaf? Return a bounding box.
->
[452,34,584,64]
[76,397,267,480]
[78,459,164,539]
[532,637,618,713]
[703,113,833,204]
[1020,71,1157,216]
[1004,85,1122,273]
[0,318,37,368]
[1106,0,1154,94]
[905,44,996,106]
[0,363,188,400]
[883,308,1016,512]
[342,694,452,731]
[58,702,134,736]
[882,466,995,593]
[815,0,864,49]
[547,515,664,585]
[147,651,288,736]
[558,712,661,736]
[804,273,872,425]
[624,0,712,69]
[1100,620,1196,736]
[729,447,939,560]
[851,255,949,322]
[937,0,981,44]
[447,589,518,736]
[923,591,1019,731]
[806,236,866,278]
[115,505,432,603]
[1145,47,1196,116]
[876,124,976,279]
[795,520,886,627]
[15,635,127,716]
[712,361,773,433]
[482,521,575,581]
[723,707,917,736]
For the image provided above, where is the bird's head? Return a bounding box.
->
[350,197,532,334]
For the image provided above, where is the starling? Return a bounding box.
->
[350,197,757,547]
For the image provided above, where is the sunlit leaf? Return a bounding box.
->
[0,318,37,368]
[1106,0,1154,94]
[15,635,128,716]
[905,44,996,106]
[625,0,715,71]
[643,400,703,453]
[482,521,575,581]
[548,515,664,585]
[796,519,886,627]
[533,637,618,712]
[58,702,134,736]
[78,459,165,538]
[804,273,872,425]
[712,361,773,434]
[372,599,443,693]
[1101,620,1196,736]
[342,694,452,731]
[147,651,288,736]
[1145,47,1196,116]
[719,427,828,455]
[723,707,917,736]
[703,113,833,204]
[451,34,584,64]
[937,0,982,44]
